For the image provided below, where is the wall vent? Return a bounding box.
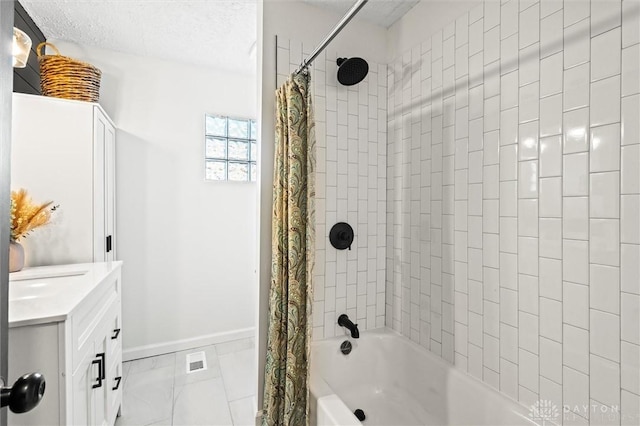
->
[186,351,207,374]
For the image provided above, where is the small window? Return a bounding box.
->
[205,115,257,182]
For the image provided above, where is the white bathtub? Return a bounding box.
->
[310,328,540,426]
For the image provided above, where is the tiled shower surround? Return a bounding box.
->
[275,37,388,339]
[386,0,639,423]
[278,0,639,422]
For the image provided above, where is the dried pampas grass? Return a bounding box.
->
[10,188,58,242]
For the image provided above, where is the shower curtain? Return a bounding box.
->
[262,72,315,426]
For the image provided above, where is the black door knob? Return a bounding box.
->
[0,372,45,413]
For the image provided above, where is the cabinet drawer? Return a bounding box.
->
[72,273,119,374]
[106,305,122,361]
[107,350,123,425]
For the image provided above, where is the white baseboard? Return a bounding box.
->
[122,327,255,361]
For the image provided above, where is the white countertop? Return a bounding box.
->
[8,262,123,328]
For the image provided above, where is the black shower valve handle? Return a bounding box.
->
[330,222,354,251]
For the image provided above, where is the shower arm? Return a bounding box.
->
[294,0,369,76]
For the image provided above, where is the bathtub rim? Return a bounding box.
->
[310,327,540,426]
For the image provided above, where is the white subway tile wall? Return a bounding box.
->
[386,0,639,423]
[275,37,388,340]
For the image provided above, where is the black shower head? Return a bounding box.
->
[336,57,369,86]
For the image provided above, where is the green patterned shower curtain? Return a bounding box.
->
[262,72,315,426]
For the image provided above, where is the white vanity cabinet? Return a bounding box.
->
[11,93,117,267]
[8,262,123,426]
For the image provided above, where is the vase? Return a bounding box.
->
[9,241,25,273]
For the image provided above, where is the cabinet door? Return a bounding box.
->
[93,108,117,263]
[104,119,116,262]
[72,337,111,426]
[72,344,96,426]
[93,108,107,262]
[93,333,110,426]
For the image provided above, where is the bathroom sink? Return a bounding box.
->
[10,268,88,282]
[7,262,122,328]
[9,274,86,302]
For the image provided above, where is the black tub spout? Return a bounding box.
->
[337,314,360,338]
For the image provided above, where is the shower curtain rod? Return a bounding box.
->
[294,0,369,75]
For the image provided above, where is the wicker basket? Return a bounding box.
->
[37,42,102,102]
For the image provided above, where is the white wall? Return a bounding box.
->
[257,0,387,413]
[51,41,257,359]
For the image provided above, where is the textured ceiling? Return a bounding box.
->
[303,0,420,28]
[19,0,418,74]
[19,0,257,75]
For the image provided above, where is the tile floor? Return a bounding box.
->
[115,337,256,426]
